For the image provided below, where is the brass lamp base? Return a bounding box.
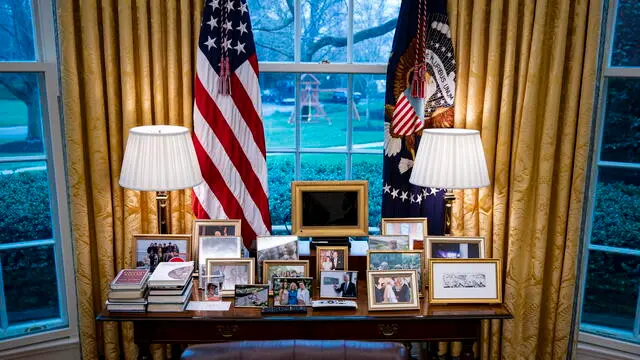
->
[443,190,455,236]
[156,191,170,234]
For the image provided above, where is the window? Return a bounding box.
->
[579,0,640,347]
[250,0,401,232]
[0,0,77,349]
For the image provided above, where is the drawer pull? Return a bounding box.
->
[378,324,398,337]
[217,325,238,338]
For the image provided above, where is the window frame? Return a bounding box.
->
[0,0,78,351]
[258,0,391,230]
[577,0,640,351]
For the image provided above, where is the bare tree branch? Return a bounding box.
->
[303,18,397,61]
[255,42,293,59]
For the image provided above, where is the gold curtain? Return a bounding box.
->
[446,0,601,358]
[57,1,203,359]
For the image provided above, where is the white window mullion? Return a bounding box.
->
[347,0,353,64]
[294,0,301,63]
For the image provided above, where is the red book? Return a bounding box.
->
[111,269,149,290]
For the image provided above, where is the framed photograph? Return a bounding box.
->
[198,236,243,288]
[367,235,410,251]
[316,246,349,276]
[367,250,424,294]
[192,219,241,258]
[429,259,502,304]
[263,260,310,294]
[272,277,313,306]
[367,270,420,311]
[319,271,358,299]
[425,236,485,259]
[380,217,428,250]
[206,259,255,297]
[234,284,269,308]
[256,235,299,281]
[133,234,191,272]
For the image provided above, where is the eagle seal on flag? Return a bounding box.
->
[381,0,456,235]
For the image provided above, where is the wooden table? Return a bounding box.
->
[98,282,511,360]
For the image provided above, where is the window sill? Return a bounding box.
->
[577,332,640,360]
[0,335,80,360]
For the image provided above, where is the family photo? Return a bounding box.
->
[257,236,299,281]
[234,285,269,308]
[263,260,309,292]
[134,236,190,272]
[320,271,357,299]
[317,247,347,271]
[272,277,313,306]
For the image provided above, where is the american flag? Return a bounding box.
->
[381,0,456,235]
[192,0,271,247]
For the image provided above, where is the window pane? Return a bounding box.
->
[0,73,45,157]
[0,1,36,61]
[581,250,639,332]
[352,74,384,150]
[610,0,640,67]
[353,0,400,63]
[300,153,345,180]
[267,153,294,227]
[301,0,346,62]
[249,0,294,62]
[601,78,640,163]
[352,154,382,229]
[300,73,347,150]
[0,163,53,244]
[261,73,296,149]
[1,245,62,328]
[590,167,640,250]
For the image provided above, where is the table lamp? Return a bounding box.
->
[119,125,204,234]
[409,128,490,235]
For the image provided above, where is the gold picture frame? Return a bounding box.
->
[367,269,420,311]
[380,217,428,250]
[367,249,425,296]
[206,258,255,297]
[132,234,191,270]
[428,258,502,304]
[263,260,310,294]
[316,245,349,277]
[291,180,368,237]
[192,219,242,265]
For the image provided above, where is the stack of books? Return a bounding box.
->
[106,269,149,312]
[147,261,194,312]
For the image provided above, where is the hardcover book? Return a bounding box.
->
[148,261,194,287]
[108,288,148,300]
[110,269,149,290]
[106,300,147,312]
[148,282,193,304]
[147,301,189,312]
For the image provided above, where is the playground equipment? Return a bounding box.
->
[288,74,361,125]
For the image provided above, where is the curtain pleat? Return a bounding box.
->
[57,1,201,358]
[446,0,601,358]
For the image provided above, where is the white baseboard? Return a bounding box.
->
[0,336,81,360]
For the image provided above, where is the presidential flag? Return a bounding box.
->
[192,0,271,247]
[382,0,456,235]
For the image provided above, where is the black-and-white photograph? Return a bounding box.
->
[206,259,254,296]
[234,284,269,308]
[442,273,487,288]
[256,236,298,281]
[198,236,242,288]
[320,271,357,299]
[134,235,190,272]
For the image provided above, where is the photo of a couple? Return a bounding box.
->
[272,277,313,306]
[373,276,412,303]
[316,246,348,276]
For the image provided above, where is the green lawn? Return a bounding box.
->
[0,99,27,128]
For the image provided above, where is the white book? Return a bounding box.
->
[106,300,147,312]
[148,282,193,304]
[149,286,188,296]
[148,261,194,287]
[147,301,189,312]
[108,288,147,300]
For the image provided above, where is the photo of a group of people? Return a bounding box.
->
[368,250,424,290]
[257,236,299,281]
[263,261,309,292]
[134,236,190,272]
[272,277,313,306]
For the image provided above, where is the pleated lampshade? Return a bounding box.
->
[119,125,204,191]
[409,128,490,189]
